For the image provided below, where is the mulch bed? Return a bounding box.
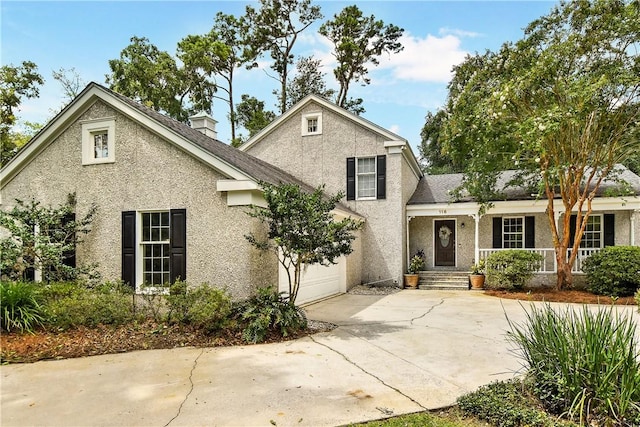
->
[2,288,635,364]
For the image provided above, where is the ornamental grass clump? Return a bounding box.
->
[0,281,44,333]
[507,304,640,426]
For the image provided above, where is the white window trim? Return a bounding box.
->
[356,156,377,200]
[580,214,603,249]
[136,210,170,294]
[301,112,322,136]
[502,216,524,249]
[81,117,115,165]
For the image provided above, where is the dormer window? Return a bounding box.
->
[82,118,115,165]
[302,112,322,136]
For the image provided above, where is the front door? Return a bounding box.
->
[434,220,456,266]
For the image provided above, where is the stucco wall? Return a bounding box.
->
[1,101,276,298]
[246,101,419,285]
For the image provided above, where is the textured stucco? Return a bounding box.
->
[246,101,420,286]
[1,101,276,299]
[409,209,639,283]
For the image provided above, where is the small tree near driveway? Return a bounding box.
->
[245,182,362,304]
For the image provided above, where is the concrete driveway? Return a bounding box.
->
[2,290,637,426]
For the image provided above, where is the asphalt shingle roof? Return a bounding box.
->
[408,167,640,205]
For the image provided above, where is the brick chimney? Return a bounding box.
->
[189,111,218,139]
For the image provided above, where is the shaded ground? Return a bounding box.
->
[2,287,635,364]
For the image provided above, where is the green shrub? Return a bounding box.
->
[0,281,44,332]
[582,246,640,297]
[507,304,640,426]
[636,290,640,312]
[237,287,307,344]
[166,282,232,331]
[485,250,543,290]
[457,379,576,427]
[42,281,136,329]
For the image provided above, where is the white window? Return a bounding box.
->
[357,157,376,199]
[140,211,170,286]
[301,112,322,136]
[581,215,602,248]
[503,217,524,248]
[82,118,115,165]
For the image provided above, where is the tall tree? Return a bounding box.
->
[442,0,640,289]
[0,61,44,166]
[232,94,276,146]
[419,110,462,174]
[178,12,254,142]
[245,0,323,114]
[52,67,85,103]
[106,36,216,122]
[284,56,335,109]
[319,5,404,109]
[245,182,361,304]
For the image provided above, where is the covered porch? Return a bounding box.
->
[406,198,640,282]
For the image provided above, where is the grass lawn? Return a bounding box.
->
[347,407,488,426]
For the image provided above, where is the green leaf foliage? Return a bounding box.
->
[436,1,640,289]
[0,281,44,333]
[458,379,577,427]
[0,194,98,282]
[166,281,233,331]
[485,250,543,290]
[245,0,323,114]
[507,304,640,425]
[236,287,307,344]
[319,4,403,110]
[245,182,362,303]
[1,61,44,166]
[582,246,640,297]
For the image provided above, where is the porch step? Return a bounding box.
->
[418,271,470,290]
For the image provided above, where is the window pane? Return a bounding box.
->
[357,158,375,173]
[151,213,160,226]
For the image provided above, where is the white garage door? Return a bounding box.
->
[279,257,346,305]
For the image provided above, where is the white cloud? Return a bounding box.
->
[378,32,469,83]
[439,27,483,38]
[389,124,401,135]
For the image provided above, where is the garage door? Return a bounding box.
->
[279,256,346,305]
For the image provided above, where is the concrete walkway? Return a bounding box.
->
[2,290,638,426]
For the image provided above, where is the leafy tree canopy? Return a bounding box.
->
[246,0,323,114]
[319,5,403,110]
[106,36,216,122]
[0,61,44,166]
[245,182,362,303]
[232,94,277,146]
[440,0,640,288]
[284,56,336,109]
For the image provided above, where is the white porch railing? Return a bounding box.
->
[478,248,602,274]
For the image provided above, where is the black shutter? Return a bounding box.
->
[604,214,615,247]
[346,157,355,200]
[492,217,503,248]
[525,216,535,248]
[170,209,187,284]
[121,211,136,288]
[569,215,576,247]
[376,155,386,200]
[62,213,76,268]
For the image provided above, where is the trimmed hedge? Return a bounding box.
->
[485,250,543,290]
[582,246,640,297]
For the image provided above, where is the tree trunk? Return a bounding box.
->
[555,249,573,290]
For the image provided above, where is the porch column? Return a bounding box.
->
[406,216,414,271]
[472,214,480,263]
[632,210,639,246]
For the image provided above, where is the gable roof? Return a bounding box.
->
[409,167,640,205]
[1,83,315,192]
[239,94,423,179]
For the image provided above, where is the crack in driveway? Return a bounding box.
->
[410,298,445,325]
[164,349,204,427]
[309,335,428,411]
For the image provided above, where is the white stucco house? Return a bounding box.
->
[1,83,639,303]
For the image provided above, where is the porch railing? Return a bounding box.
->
[478,248,601,274]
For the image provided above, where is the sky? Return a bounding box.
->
[1,0,557,150]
